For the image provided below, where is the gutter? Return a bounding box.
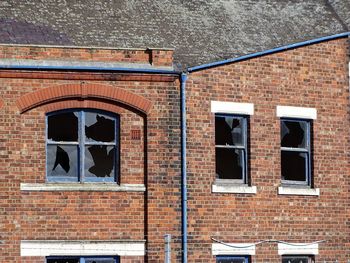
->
[187,32,350,72]
[180,73,188,263]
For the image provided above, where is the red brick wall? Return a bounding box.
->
[0,45,181,262]
[185,38,349,262]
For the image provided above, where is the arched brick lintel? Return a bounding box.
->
[16,83,152,114]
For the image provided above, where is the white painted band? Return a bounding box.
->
[278,243,319,255]
[21,240,145,257]
[212,243,256,256]
[211,101,254,115]
[276,106,317,120]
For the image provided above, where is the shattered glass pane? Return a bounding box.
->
[216,148,244,180]
[281,120,307,148]
[48,112,79,141]
[47,145,78,180]
[281,151,307,182]
[215,115,243,146]
[85,258,116,263]
[84,145,115,180]
[217,258,246,263]
[47,258,79,263]
[85,112,115,142]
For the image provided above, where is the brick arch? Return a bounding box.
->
[16,83,152,114]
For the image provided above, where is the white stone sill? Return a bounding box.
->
[278,186,320,196]
[20,183,146,192]
[212,184,257,194]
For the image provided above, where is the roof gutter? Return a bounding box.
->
[187,32,350,72]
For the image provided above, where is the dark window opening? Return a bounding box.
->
[47,256,119,263]
[282,255,314,263]
[215,114,248,183]
[47,110,119,182]
[216,255,250,263]
[280,119,311,185]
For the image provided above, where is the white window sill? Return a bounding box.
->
[20,183,146,192]
[278,186,320,196]
[212,183,257,194]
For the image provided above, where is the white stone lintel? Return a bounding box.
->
[212,184,257,194]
[278,186,320,196]
[212,243,256,256]
[276,106,317,120]
[21,240,146,257]
[211,101,254,115]
[20,183,146,192]
[278,243,319,255]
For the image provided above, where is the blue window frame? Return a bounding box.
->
[215,114,248,183]
[216,255,250,263]
[282,255,314,263]
[46,256,120,263]
[280,118,312,185]
[46,109,120,183]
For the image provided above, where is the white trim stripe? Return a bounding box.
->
[276,106,317,120]
[212,243,256,255]
[212,184,257,194]
[21,240,145,256]
[211,101,254,115]
[278,187,320,196]
[278,243,319,255]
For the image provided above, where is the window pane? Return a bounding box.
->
[85,258,116,263]
[216,148,244,180]
[48,112,79,142]
[47,258,79,263]
[281,120,307,148]
[281,151,307,182]
[215,116,244,146]
[282,256,309,263]
[85,112,116,142]
[217,257,246,263]
[47,145,78,181]
[85,145,115,180]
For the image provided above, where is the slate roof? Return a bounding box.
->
[0,0,348,69]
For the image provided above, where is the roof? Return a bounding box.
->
[0,0,348,69]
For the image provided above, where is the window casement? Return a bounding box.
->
[280,118,312,186]
[282,255,315,263]
[215,114,248,184]
[216,255,250,263]
[46,256,119,263]
[46,109,119,183]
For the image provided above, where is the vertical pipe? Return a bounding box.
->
[164,234,171,263]
[180,73,188,263]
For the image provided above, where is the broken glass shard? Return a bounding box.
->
[216,148,244,180]
[281,120,307,148]
[281,151,307,182]
[215,115,243,146]
[48,112,78,141]
[47,145,78,180]
[85,112,115,142]
[85,145,115,178]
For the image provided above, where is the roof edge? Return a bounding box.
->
[187,32,350,73]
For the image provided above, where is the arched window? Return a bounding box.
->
[46,109,119,182]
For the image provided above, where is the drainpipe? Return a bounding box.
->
[180,72,188,263]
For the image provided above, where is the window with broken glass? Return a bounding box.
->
[282,255,314,263]
[215,114,248,183]
[46,256,119,263]
[216,255,250,263]
[47,110,119,182]
[281,118,311,185]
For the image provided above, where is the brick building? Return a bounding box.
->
[0,1,349,262]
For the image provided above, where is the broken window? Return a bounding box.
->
[215,114,248,183]
[216,256,250,263]
[282,256,314,263]
[281,119,311,185]
[47,256,119,263]
[47,110,119,182]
